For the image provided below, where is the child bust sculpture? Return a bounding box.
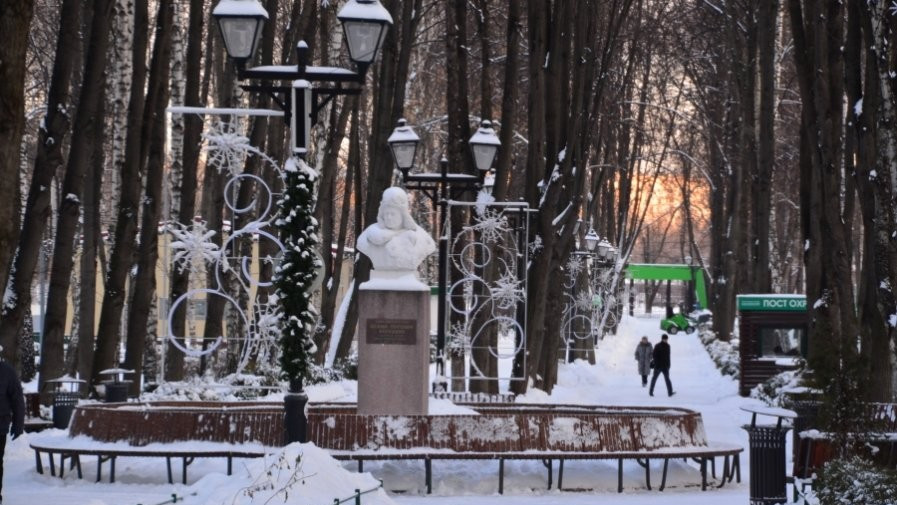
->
[357,187,436,272]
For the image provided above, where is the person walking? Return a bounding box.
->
[0,349,24,504]
[649,334,675,397]
[634,336,653,387]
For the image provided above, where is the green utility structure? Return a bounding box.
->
[736,294,807,396]
[624,263,708,309]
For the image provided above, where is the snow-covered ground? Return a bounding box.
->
[3,314,778,505]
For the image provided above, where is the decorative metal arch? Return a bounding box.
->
[443,201,532,384]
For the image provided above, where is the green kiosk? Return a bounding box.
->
[736,294,808,396]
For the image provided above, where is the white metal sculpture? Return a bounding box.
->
[165,119,285,375]
[444,201,530,383]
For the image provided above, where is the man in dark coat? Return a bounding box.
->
[649,334,675,397]
[0,351,24,503]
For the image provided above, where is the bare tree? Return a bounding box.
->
[92,0,150,389]
[0,0,80,364]
[40,0,115,393]
[0,0,37,321]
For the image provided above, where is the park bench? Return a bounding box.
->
[308,403,743,494]
[329,443,742,494]
[30,435,268,484]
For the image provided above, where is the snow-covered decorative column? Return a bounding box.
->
[356,187,436,415]
[274,157,322,442]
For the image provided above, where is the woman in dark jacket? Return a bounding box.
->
[634,336,653,386]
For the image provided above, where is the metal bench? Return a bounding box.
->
[329,443,743,494]
[30,438,267,484]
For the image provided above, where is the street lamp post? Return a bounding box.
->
[685,255,695,312]
[388,119,500,391]
[213,0,392,444]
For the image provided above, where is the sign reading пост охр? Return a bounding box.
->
[736,295,807,312]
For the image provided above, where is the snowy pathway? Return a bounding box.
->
[0,314,774,505]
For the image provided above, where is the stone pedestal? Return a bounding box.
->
[358,275,430,416]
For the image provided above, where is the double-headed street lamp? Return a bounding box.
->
[214,0,392,157]
[213,0,392,443]
[388,119,500,390]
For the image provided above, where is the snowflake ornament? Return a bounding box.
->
[492,273,525,310]
[202,120,278,176]
[466,209,510,243]
[565,255,585,279]
[168,220,220,273]
[448,322,472,352]
[574,290,595,312]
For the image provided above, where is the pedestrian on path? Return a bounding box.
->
[0,347,25,504]
[649,334,675,397]
[634,336,653,387]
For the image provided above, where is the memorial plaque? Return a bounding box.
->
[366,319,417,345]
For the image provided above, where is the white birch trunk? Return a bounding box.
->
[168,0,186,223]
[105,0,135,231]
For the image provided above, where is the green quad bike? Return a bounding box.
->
[660,306,697,335]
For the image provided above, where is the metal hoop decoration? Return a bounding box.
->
[223,173,275,220]
[468,315,526,361]
[166,288,250,358]
[218,227,285,289]
[561,313,596,341]
[447,276,490,316]
[452,240,493,277]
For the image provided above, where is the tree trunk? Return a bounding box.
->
[92,0,149,390]
[74,111,104,382]
[0,0,80,362]
[165,0,205,381]
[333,0,421,364]
[124,0,174,396]
[788,0,858,382]
[0,0,35,309]
[40,0,114,393]
[753,0,777,293]
[444,0,474,392]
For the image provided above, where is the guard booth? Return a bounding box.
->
[737,294,808,396]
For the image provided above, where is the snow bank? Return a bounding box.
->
[196,443,396,505]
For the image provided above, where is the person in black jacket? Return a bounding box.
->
[649,334,675,397]
[0,351,24,503]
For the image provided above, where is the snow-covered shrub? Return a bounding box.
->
[307,356,357,384]
[751,368,804,406]
[806,457,897,505]
[142,374,282,402]
[697,323,740,378]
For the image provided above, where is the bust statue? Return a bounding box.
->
[357,187,436,272]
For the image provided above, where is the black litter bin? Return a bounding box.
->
[740,405,797,505]
[99,368,135,403]
[52,391,79,429]
[104,381,130,403]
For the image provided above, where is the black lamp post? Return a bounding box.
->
[685,254,695,312]
[388,119,500,391]
[213,0,391,444]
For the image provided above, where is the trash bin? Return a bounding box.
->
[51,391,79,429]
[104,381,130,403]
[740,405,797,505]
[99,368,135,403]
[45,377,86,430]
